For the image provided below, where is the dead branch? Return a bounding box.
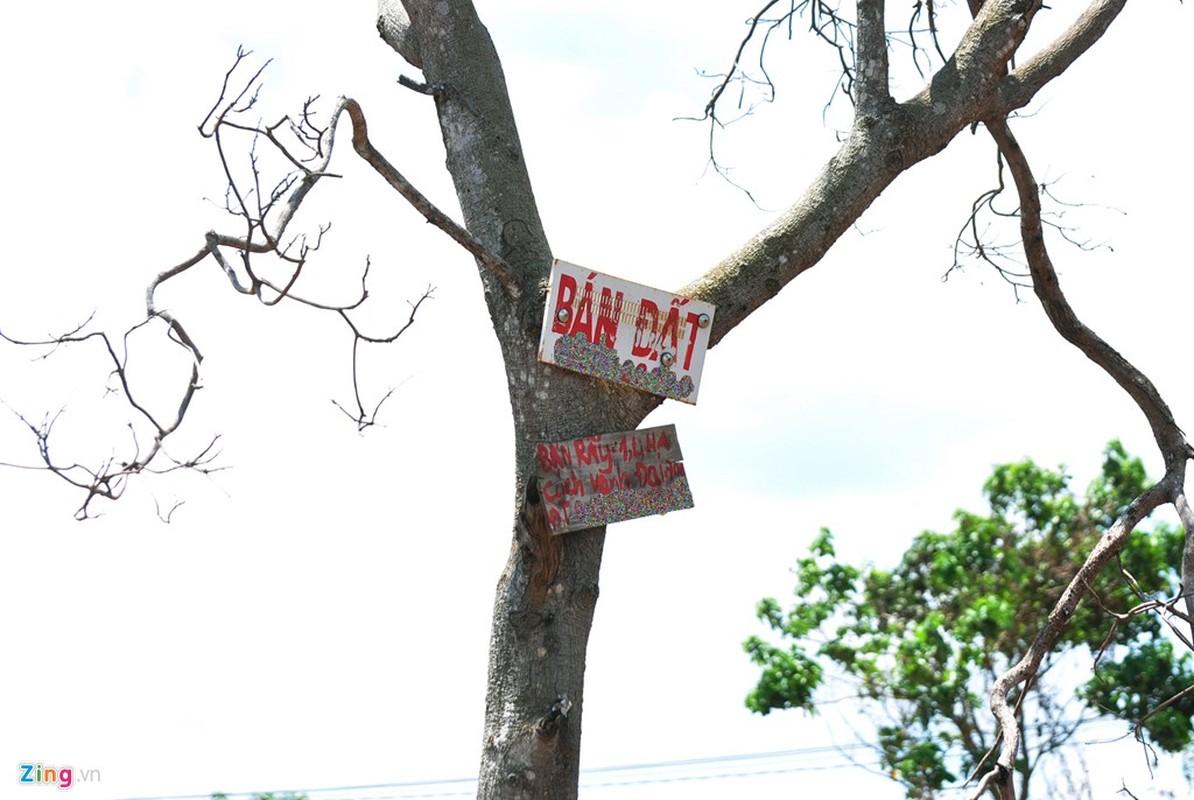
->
[683,1,858,199]
[1,50,505,518]
[906,1,949,79]
[967,116,1193,799]
[335,97,520,295]
[0,322,215,520]
[331,282,434,431]
[1133,682,1194,747]
[946,147,1113,298]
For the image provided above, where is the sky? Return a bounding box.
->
[1,2,1192,799]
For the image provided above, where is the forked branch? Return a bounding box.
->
[0,50,505,517]
[969,117,1194,800]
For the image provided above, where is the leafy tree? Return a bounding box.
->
[745,441,1194,799]
[4,3,1194,799]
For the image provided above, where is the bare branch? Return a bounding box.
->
[946,144,1116,298]
[334,97,520,296]
[2,53,478,518]
[685,1,858,198]
[906,0,949,78]
[968,116,1193,799]
[332,284,434,431]
[990,121,1190,469]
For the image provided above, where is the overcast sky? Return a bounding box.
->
[2,2,1192,799]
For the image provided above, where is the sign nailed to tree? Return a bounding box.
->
[538,260,716,404]
[534,424,694,534]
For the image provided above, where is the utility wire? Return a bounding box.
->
[110,743,881,800]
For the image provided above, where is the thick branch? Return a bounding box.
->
[683,0,1046,348]
[995,0,1129,115]
[855,0,891,116]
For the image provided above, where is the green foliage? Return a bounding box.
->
[211,793,309,800]
[745,441,1194,799]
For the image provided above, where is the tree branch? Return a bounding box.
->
[683,1,1047,349]
[1175,489,1194,637]
[334,97,520,296]
[855,0,890,116]
[969,116,1193,799]
[995,0,1129,116]
[2,53,482,516]
[988,122,1191,470]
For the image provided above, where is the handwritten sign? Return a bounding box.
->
[534,424,694,534]
[538,260,716,404]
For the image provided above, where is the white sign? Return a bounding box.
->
[537,260,716,404]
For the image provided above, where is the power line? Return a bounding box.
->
[110,743,881,800]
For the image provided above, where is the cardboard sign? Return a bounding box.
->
[534,424,694,534]
[538,260,716,404]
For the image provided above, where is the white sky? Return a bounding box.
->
[1,2,1191,799]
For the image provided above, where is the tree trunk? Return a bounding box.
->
[394,4,660,797]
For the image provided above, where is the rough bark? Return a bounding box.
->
[377,2,1146,798]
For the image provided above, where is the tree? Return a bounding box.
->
[745,441,1194,799]
[2,3,1192,800]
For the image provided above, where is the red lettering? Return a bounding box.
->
[631,299,659,358]
[563,473,585,499]
[536,443,571,474]
[659,306,681,357]
[635,462,660,487]
[568,279,596,342]
[594,470,632,494]
[633,460,684,488]
[619,434,645,464]
[542,478,565,503]
[593,288,624,349]
[683,311,701,371]
[574,437,610,469]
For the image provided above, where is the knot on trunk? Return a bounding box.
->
[536,694,572,738]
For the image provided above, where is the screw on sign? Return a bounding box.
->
[537,260,716,404]
[533,424,694,534]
